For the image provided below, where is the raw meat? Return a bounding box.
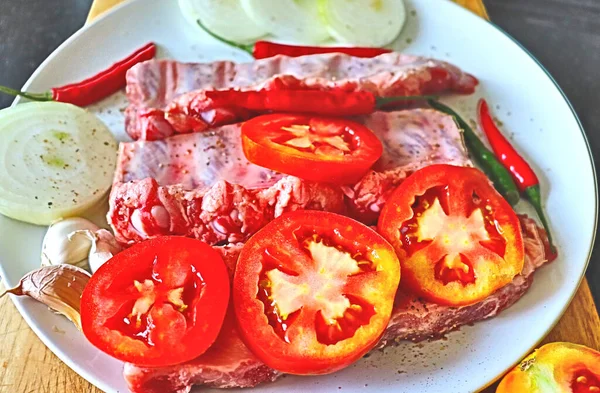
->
[113,123,284,190]
[108,109,470,245]
[108,176,344,245]
[125,53,478,140]
[123,216,554,392]
[345,109,470,223]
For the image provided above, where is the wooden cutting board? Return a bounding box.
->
[0,1,598,393]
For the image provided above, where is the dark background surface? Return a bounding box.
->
[0,0,599,304]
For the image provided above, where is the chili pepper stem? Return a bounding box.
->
[524,185,556,252]
[375,95,439,108]
[0,86,53,102]
[196,20,254,56]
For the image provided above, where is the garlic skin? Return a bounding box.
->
[41,218,100,270]
[0,265,91,331]
[75,229,122,273]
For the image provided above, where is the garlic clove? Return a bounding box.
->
[73,229,122,274]
[1,265,91,331]
[88,229,122,273]
[41,217,100,269]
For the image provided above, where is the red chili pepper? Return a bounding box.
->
[478,98,555,252]
[198,20,391,59]
[0,42,156,106]
[203,89,436,117]
[252,41,392,59]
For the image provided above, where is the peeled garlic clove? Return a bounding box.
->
[41,218,100,269]
[1,265,91,331]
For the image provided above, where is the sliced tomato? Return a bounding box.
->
[378,164,524,306]
[497,342,600,393]
[233,210,400,375]
[81,236,230,367]
[241,114,383,184]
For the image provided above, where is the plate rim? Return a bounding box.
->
[471,20,599,392]
[0,0,597,392]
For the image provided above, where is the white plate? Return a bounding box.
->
[0,0,596,392]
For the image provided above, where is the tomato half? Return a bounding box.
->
[81,236,230,367]
[497,342,600,393]
[233,211,400,375]
[241,114,383,184]
[378,164,524,306]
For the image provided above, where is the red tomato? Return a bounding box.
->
[241,114,383,184]
[81,236,230,367]
[233,211,400,375]
[378,164,524,306]
[497,342,600,393]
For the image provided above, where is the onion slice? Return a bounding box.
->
[178,0,267,42]
[0,102,117,225]
[241,0,330,43]
[319,0,406,47]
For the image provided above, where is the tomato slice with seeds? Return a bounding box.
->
[378,164,524,306]
[497,342,600,393]
[81,236,230,367]
[233,211,400,375]
[241,114,383,184]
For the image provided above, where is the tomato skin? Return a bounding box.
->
[378,164,524,306]
[233,211,400,375]
[81,236,230,367]
[497,342,600,393]
[241,114,383,184]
